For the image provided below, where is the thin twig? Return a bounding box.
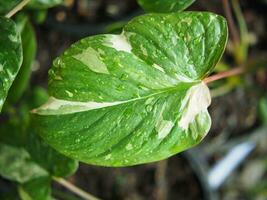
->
[203,67,244,84]
[232,0,249,63]
[5,0,31,18]
[222,0,240,45]
[53,177,100,200]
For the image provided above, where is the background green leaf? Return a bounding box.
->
[18,176,52,200]
[0,17,22,111]
[0,0,20,15]
[0,143,49,183]
[28,0,63,9]
[137,0,195,13]
[33,12,228,166]
[8,17,37,103]
[0,87,78,199]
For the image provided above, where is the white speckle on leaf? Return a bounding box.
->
[170,2,176,10]
[54,75,63,80]
[105,154,111,160]
[175,74,193,82]
[152,64,165,72]
[8,34,17,42]
[6,69,15,80]
[126,143,133,150]
[145,97,154,105]
[155,102,174,139]
[178,82,211,130]
[172,36,177,45]
[73,47,109,74]
[105,33,132,53]
[141,45,148,56]
[156,120,174,139]
[65,90,73,97]
[181,18,193,25]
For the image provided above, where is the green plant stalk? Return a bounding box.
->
[5,0,31,18]
[222,0,240,45]
[232,0,249,64]
[53,177,100,200]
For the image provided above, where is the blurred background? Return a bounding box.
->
[1,0,267,199]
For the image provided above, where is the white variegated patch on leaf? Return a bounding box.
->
[33,12,228,166]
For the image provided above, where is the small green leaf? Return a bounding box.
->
[18,176,52,200]
[0,17,22,111]
[33,12,228,166]
[0,143,48,183]
[137,0,195,13]
[8,19,37,103]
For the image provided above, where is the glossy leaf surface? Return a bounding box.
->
[138,0,195,13]
[0,17,22,111]
[33,12,228,166]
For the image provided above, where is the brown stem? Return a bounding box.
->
[203,67,244,84]
[155,160,168,200]
[222,0,240,45]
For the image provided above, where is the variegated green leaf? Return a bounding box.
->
[33,12,228,166]
[137,0,195,13]
[8,18,37,103]
[0,17,22,111]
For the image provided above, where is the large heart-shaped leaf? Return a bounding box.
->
[33,12,228,166]
[0,17,22,111]
[137,0,195,13]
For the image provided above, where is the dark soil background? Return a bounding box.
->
[2,0,267,200]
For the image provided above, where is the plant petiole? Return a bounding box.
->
[203,67,244,84]
[53,177,101,200]
[5,0,31,18]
